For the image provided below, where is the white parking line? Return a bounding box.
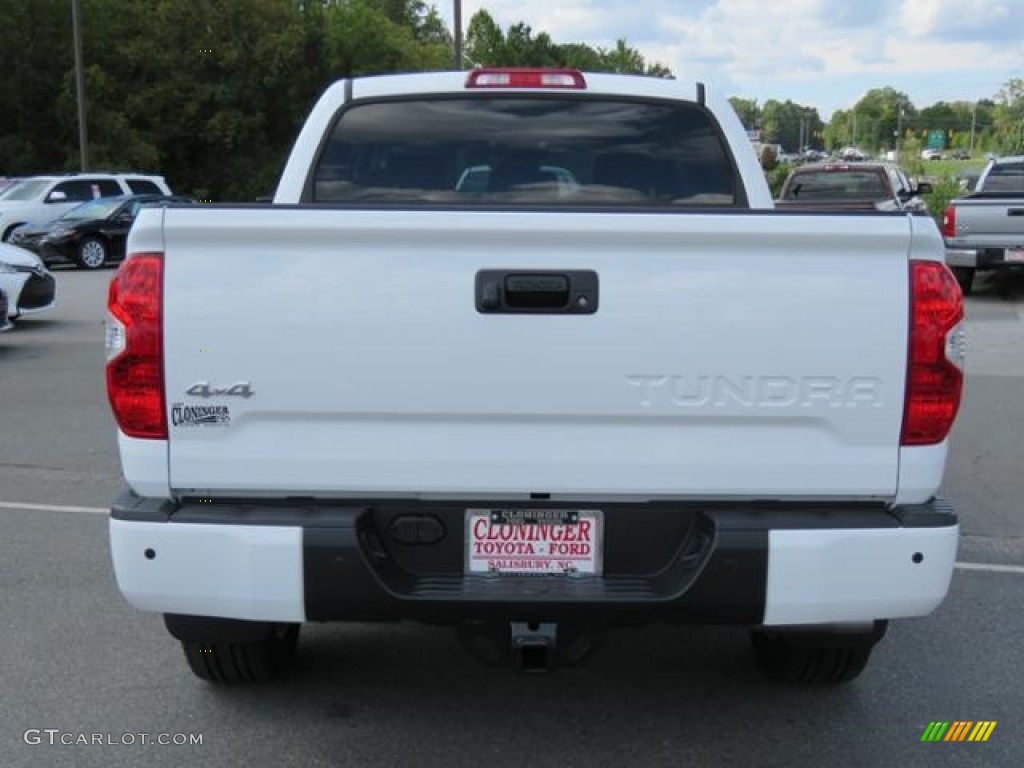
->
[0,500,107,515]
[2,499,1024,575]
[954,561,1024,575]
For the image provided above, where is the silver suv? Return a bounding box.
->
[0,173,172,240]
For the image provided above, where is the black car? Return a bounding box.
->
[10,194,193,269]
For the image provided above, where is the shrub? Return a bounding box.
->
[922,176,963,225]
[765,162,792,198]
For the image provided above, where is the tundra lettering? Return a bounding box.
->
[627,375,884,408]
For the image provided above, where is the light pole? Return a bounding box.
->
[72,0,88,171]
[453,0,463,70]
[969,102,977,155]
[896,107,904,162]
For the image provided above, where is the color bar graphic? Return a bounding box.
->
[921,721,996,742]
[968,722,997,742]
[921,722,949,741]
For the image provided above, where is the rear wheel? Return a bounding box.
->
[180,623,300,684]
[750,621,887,685]
[76,237,109,269]
[951,266,975,296]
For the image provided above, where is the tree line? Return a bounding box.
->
[3,1,1020,201]
[731,79,1024,156]
[0,0,668,201]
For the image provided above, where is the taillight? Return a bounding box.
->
[941,206,955,238]
[465,68,587,89]
[106,252,166,439]
[901,261,965,446]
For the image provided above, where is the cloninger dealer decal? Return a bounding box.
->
[171,402,231,427]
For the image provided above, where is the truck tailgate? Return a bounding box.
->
[952,198,1024,246]
[160,207,910,500]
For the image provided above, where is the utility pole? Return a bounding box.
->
[453,0,463,70]
[969,102,977,155]
[852,109,857,148]
[896,107,904,162]
[72,0,89,171]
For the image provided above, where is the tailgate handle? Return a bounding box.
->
[1008,208,1024,216]
[476,270,598,314]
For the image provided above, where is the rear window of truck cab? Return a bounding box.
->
[982,161,1024,194]
[310,96,744,208]
[781,170,888,201]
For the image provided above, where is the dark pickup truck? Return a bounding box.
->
[942,155,1024,294]
[776,162,931,213]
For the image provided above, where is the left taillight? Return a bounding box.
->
[105,252,166,439]
[940,205,956,239]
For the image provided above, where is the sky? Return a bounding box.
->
[437,0,1023,117]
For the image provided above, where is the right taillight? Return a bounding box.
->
[941,206,955,238]
[106,252,166,439]
[901,261,965,446]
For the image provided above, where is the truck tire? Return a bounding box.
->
[750,621,887,685]
[181,624,299,684]
[951,266,975,296]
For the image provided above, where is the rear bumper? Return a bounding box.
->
[109,491,958,628]
[944,246,1024,271]
[944,248,978,268]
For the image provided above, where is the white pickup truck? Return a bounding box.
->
[106,69,966,686]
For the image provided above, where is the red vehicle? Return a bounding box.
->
[776,162,931,212]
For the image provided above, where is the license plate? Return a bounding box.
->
[465,508,603,575]
[1005,248,1024,263]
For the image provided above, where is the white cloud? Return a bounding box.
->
[438,0,1022,114]
[901,0,1022,39]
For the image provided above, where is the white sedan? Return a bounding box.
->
[0,242,56,321]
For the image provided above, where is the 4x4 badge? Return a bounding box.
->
[186,382,255,399]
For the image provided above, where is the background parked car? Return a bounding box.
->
[775,162,931,212]
[839,147,870,161]
[11,194,193,269]
[0,177,25,197]
[921,149,943,161]
[0,172,172,242]
[0,243,55,320]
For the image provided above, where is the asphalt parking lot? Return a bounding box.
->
[1,268,1022,767]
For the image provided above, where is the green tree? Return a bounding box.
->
[992,78,1024,153]
[463,9,671,76]
[728,97,760,130]
[465,9,505,66]
[848,87,916,152]
[0,0,76,173]
[759,100,822,152]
